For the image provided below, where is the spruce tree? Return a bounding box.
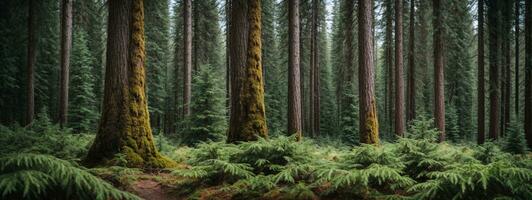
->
[69,29,97,132]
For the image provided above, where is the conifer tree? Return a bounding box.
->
[69,29,97,132]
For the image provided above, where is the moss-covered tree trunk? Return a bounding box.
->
[358,0,379,144]
[227,0,267,143]
[85,0,174,168]
[478,0,485,144]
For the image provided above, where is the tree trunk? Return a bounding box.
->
[183,0,192,117]
[226,0,231,116]
[525,0,532,148]
[85,0,174,168]
[227,0,267,143]
[288,0,302,141]
[478,0,485,144]
[488,0,501,140]
[310,0,320,138]
[433,0,445,142]
[359,0,379,144]
[26,0,36,125]
[406,0,416,123]
[59,0,73,127]
[385,0,394,136]
[515,0,520,117]
[395,0,405,137]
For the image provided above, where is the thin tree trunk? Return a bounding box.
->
[515,0,520,117]
[26,0,36,125]
[385,0,394,136]
[183,0,192,117]
[433,0,445,142]
[59,0,73,127]
[395,0,405,137]
[310,0,320,137]
[288,0,302,140]
[86,0,173,168]
[406,0,416,123]
[525,0,532,148]
[226,0,231,116]
[478,0,485,144]
[359,0,379,144]
[488,0,501,140]
[227,0,267,143]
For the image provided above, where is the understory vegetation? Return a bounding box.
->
[0,115,530,200]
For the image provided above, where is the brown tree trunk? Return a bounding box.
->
[488,0,501,140]
[395,0,405,137]
[26,0,36,125]
[433,0,445,142]
[478,0,485,144]
[227,0,267,143]
[226,0,231,116]
[385,0,394,135]
[525,0,532,148]
[310,0,320,138]
[515,0,520,117]
[406,0,416,124]
[359,0,379,144]
[85,0,174,168]
[288,0,302,141]
[59,0,73,127]
[183,0,192,117]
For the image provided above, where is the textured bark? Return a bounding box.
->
[288,0,302,141]
[478,0,485,144]
[359,0,379,144]
[384,0,394,135]
[85,0,174,168]
[406,0,415,123]
[525,0,532,148]
[226,0,231,116]
[26,0,36,125]
[515,0,520,116]
[488,0,501,140]
[183,0,192,117]
[310,0,320,138]
[501,0,512,136]
[433,0,445,142]
[227,0,268,143]
[59,0,73,127]
[395,0,405,137]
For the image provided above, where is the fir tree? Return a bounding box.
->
[68,29,97,132]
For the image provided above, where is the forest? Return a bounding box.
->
[0,0,531,199]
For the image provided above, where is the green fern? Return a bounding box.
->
[0,154,139,200]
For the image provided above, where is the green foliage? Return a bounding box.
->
[69,29,98,132]
[0,110,93,160]
[0,154,140,200]
[503,122,528,154]
[182,65,227,145]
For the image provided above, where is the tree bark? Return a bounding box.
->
[227,0,267,143]
[359,0,379,144]
[406,0,416,123]
[478,0,485,144]
[433,0,445,142]
[226,0,231,116]
[85,0,174,168]
[59,0,73,127]
[183,0,192,117]
[310,0,320,138]
[288,0,302,141]
[488,0,501,140]
[26,0,36,125]
[515,0,520,117]
[385,0,394,135]
[395,0,405,137]
[525,0,532,148]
